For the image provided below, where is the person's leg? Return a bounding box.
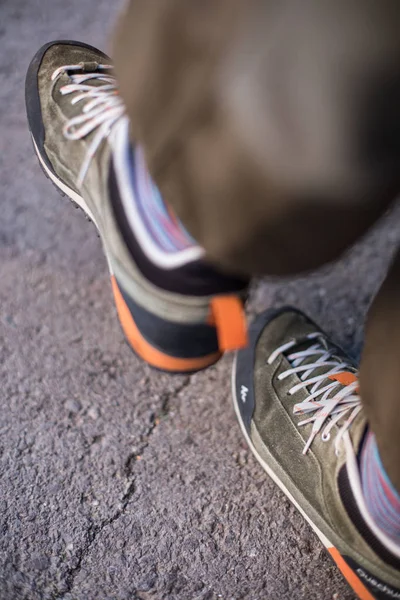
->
[359,249,400,524]
[112,0,400,557]
[25,41,249,374]
[113,0,400,277]
[233,306,400,600]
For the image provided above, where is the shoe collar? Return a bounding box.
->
[110,117,205,270]
[342,427,400,562]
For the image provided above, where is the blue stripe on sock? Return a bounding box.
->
[361,432,400,545]
[127,144,195,254]
[372,437,400,503]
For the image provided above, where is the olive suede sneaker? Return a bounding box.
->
[233,308,400,600]
[25,41,249,372]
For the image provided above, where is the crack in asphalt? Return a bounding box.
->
[57,377,191,599]
[124,376,191,477]
[57,481,137,600]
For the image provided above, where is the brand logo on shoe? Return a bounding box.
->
[240,385,249,403]
[356,568,400,599]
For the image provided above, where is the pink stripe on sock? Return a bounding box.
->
[131,145,195,253]
[361,431,400,545]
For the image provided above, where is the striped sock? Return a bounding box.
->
[128,144,195,253]
[361,431,400,545]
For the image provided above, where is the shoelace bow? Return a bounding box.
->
[267,333,361,456]
[51,63,125,186]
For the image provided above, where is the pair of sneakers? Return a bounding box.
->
[26,41,400,599]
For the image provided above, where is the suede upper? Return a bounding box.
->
[249,311,400,588]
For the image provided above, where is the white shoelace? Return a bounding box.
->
[51,63,125,186]
[267,333,361,456]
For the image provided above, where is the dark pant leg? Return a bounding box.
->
[112,0,397,278]
[360,248,400,492]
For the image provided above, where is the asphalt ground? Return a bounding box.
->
[1,1,400,598]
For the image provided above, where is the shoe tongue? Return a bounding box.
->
[78,61,101,73]
[286,336,357,399]
[60,64,112,89]
[79,63,113,85]
[55,65,115,121]
[284,334,363,450]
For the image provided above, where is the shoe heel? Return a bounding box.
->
[111,276,222,373]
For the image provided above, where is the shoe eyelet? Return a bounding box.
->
[321,432,330,442]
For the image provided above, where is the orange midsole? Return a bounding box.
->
[328,548,375,600]
[111,276,221,372]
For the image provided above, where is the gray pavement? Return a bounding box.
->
[1,1,400,598]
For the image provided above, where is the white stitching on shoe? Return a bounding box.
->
[51,64,125,186]
[268,333,361,455]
